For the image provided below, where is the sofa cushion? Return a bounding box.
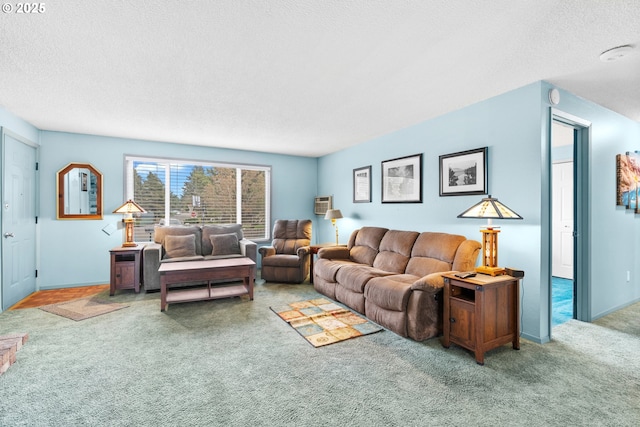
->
[202,224,243,256]
[364,274,415,311]
[372,230,419,273]
[209,233,241,256]
[336,265,392,293]
[154,225,202,256]
[349,227,388,266]
[163,234,198,259]
[262,254,304,268]
[314,258,353,282]
[160,255,206,263]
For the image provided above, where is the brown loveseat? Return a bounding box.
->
[313,227,481,341]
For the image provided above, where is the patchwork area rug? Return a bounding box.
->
[39,297,128,321]
[271,298,383,347]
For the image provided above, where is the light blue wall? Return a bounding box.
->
[317,81,640,343]
[37,131,318,289]
[318,82,545,340]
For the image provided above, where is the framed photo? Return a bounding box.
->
[81,172,88,192]
[381,153,422,203]
[353,165,372,203]
[439,147,488,196]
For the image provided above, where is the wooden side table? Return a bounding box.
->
[441,272,520,365]
[309,243,346,284]
[109,246,143,296]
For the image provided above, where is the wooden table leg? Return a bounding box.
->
[309,252,315,284]
[160,277,167,312]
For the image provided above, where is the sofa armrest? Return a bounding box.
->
[297,245,311,258]
[143,243,162,292]
[452,239,482,272]
[411,271,453,293]
[259,246,275,258]
[239,238,257,263]
[317,246,350,259]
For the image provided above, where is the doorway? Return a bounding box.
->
[1,128,38,311]
[551,122,575,326]
[549,110,591,333]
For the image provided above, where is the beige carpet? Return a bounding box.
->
[39,296,128,321]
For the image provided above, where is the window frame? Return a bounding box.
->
[124,154,271,243]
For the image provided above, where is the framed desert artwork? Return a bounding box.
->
[616,152,640,212]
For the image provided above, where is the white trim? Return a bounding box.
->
[551,108,592,128]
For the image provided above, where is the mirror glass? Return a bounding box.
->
[57,163,103,219]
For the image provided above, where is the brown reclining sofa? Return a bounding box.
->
[313,227,481,341]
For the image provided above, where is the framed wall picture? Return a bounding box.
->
[81,172,88,192]
[616,152,640,211]
[353,165,372,203]
[381,153,422,203]
[439,147,488,196]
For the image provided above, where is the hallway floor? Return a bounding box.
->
[9,285,109,310]
[552,276,573,327]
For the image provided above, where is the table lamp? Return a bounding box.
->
[324,209,343,245]
[113,199,146,247]
[457,195,522,276]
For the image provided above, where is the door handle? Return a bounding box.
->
[3,232,15,238]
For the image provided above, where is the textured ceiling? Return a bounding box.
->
[1,1,639,157]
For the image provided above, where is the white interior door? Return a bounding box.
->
[2,130,37,310]
[552,161,574,279]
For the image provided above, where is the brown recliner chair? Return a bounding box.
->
[259,219,312,283]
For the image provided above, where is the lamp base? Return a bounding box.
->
[121,242,138,248]
[475,265,506,276]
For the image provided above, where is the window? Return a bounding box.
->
[124,156,271,242]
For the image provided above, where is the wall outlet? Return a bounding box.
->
[627,271,631,282]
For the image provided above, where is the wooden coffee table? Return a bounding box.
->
[159,258,255,311]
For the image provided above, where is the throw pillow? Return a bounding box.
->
[210,233,241,256]
[163,234,197,259]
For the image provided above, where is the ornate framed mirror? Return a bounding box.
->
[56,163,103,219]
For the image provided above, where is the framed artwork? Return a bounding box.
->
[616,151,640,212]
[81,172,88,192]
[353,165,372,203]
[439,147,488,196]
[381,153,422,203]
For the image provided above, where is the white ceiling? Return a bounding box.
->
[1,1,639,157]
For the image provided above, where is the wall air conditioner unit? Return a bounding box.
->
[314,196,332,215]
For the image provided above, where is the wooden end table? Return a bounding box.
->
[110,246,143,296]
[441,272,521,365]
[158,257,255,311]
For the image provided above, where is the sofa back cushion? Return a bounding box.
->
[154,225,202,255]
[202,224,243,255]
[272,219,312,255]
[405,232,466,277]
[348,227,389,266]
[372,230,420,273]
